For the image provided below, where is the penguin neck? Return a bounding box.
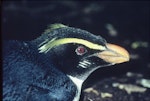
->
[67,75,83,101]
[67,75,84,89]
[69,66,100,82]
[66,67,99,101]
[66,67,101,101]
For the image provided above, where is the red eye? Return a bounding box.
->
[75,46,87,55]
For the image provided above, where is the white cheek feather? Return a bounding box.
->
[67,75,84,101]
[78,63,87,68]
[83,60,91,65]
[78,60,91,69]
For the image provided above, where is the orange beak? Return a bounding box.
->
[98,43,130,64]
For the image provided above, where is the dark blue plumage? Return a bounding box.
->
[3,41,76,101]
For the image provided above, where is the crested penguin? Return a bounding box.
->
[3,24,129,101]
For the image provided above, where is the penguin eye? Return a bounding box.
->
[75,46,87,55]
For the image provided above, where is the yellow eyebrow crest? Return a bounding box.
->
[38,38,106,53]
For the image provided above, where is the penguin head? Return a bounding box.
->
[37,24,129,80]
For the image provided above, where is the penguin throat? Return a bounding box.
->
[67,75,83,101]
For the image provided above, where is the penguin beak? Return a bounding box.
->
[98,43,130,64]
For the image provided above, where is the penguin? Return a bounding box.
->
[3,24,129,101]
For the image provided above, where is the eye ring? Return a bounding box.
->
[75,46,87,55]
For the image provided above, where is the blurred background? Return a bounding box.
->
[2,1,150,101]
